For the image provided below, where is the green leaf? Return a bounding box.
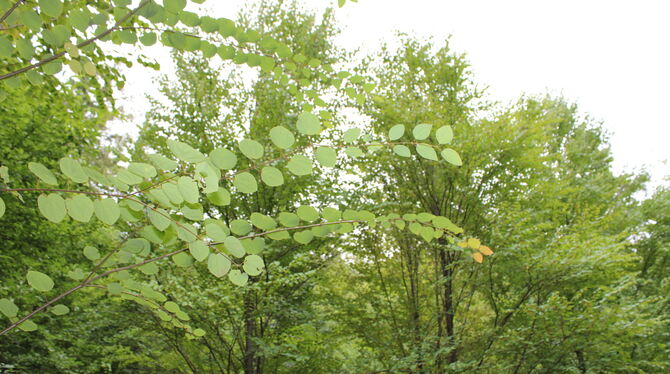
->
[224,236,245,258]
[193,328,206,337]
[128,162,157,178]
[343,128,361,143]
[83,245,100,261]
[42,60,62,75]
[228,269,248,286]
[121,238,150,254]
[296,112,321,135]
[233,172,257,194]
[293,230,313,244]
[164,0,186,12]
[59,158,88,183]
[441,148,463,166]
[94,198,119,225]
[189,240,209,262]
[250,213,277,230]
[177,176,199,204]
[39,0,63,18]
[260,166,284,187]
[172,252,193,267]
[148,154,178,170]
[243,255,264,276]
[67,268,86,280]
[167,139,206,163]
[230,220,252,236]
[286,155,312,176]
[238,139,264,159]
[207,253,231,278]
[209,148,237,169]
[278,212,299,227]
[18,320,37,332]
[416,144,438,161]
[27,270,54,292]
[412,124,432,140]
[0,298,18,318]
[0,197,4,218]
[28,162,57,185]
[207,187,231,206]
[205,221,229,241]
[392,145,411,158]
[388,124,405,140]
[181,203,203,221]
[269,126,295,149]
[322,207,342,221]
[50,304,69,316]
[38,193,67,223]
[435,126,453,144]
[345,147,364,158]
[315,146,337,167]
[66,195,94,222]
[148,208,171,231]
[140,32,157,46]
[297,206,319,222]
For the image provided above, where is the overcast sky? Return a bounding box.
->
[116,0,670,190]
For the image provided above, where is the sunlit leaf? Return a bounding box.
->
[27,270,54,292]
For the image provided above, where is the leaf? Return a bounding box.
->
[193,328,206,337]
[39,0,63,18]
[467,238,481,248]
[435,126,454,144]
[343,128,361,143]
[28,162,57,185]
[128,162,157,178]
[472,252,484,263]
[322,207,342,221]
[172,253,193,267]
[441,148,462,166]
[224,236,246,258]
[269,126,295,149]
[148,208,171,231]
[345,147,363,158]
[278,212,300,227]
[209,148,237,169]
[205,221,229,241]
[297,206,319,222]
[93,198,119,225]
[148,154,178,170]
[293,230,313,244]
[412,124,432,140]
[0,197,4,218]
[250,213,277,230]
[238,139,264,159]
[233,172,258,194]
[416,144,438,161]
[164,0,186,12]
[260,166,284,187]
[83,245,100,261]
[207,187,231,206]
[479,245,494,256]
[50,304,69,315]
[167,139,206,163]
[338,0,346,8]
[286,155,312,176]
[230,220,252,235]
[0,298,18,318]
[393,145,411,158]
[177,176,199,204]
[59,158,88,183]
[243,255,264,276]
[228,269,248,286]
[38,193,67,223]
[189,240,210,262]
[65,195,94,222]
[207,253,231,278]
[27,270,54,292]
[296,112,321,135]
[315,146,337,167]
[18,320,37,332]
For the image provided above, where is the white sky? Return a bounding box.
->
[115,0,670,190]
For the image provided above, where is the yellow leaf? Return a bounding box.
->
[479,245,493,256]
[472,252,483,263]
[467,237,481,249]
[457,241,468,248]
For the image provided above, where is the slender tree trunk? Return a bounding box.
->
[439,250,458,365]
[243,289,257,374]
[575,350,587,374]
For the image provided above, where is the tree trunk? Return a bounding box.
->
[439,249,458,365]
[243,289,257,374]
